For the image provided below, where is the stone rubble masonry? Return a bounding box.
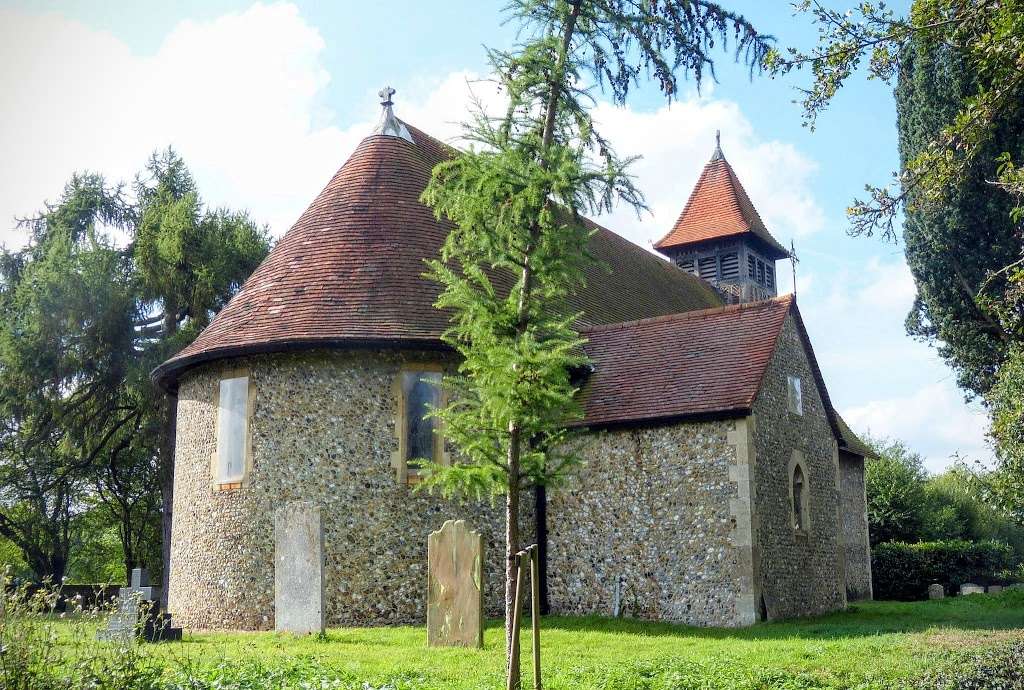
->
[838,451,873,601]
[545,419,748,627]
[168,349,532,631]
[751,314,847,619]
[168,313,858,630]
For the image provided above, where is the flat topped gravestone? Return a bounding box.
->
[928,584,945,600]
[275,501,325,634]
[427,519,484,648]
[96,567,181,642]
[960,582,985,596]
[988,585,1004,594]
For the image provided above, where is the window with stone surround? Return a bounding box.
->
[395,366,444,483]
[789,451,810,533]
[787,375,803,416]
[214,370,253,490]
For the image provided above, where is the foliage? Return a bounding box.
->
[766,0,1024,239]
[989,343,1024,524]
[895,35,1023,399]
[908,640,1024,690]
[863,435,1024,557]
[767,0,1024,518]
[864,438,929,545]
[0,150,271,583]
[0,577,165,690]
[418,0,772,675]
[871,539,1015,601]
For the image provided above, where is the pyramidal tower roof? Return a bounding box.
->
[654,132,789,260]
[153,88,723,389]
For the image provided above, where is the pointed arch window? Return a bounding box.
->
[788,451,810,533]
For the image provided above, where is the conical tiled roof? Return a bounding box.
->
[654,143,789,260]
[153,122,723,389]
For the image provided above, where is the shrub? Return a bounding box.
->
[872,540,1016,600]
[908,638,1024,689]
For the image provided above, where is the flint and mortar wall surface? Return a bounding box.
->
[168,349,531,631]
[545,420,752,627]
[838,451,872,600]
[751,315,846,619]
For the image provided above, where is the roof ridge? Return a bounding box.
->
[581,294,793,334]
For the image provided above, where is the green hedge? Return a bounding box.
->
[872,540,1015,601]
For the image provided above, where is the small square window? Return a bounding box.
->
[787,375,803,416]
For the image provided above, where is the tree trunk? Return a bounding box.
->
[505,426,522,690]
[159,393,177,608]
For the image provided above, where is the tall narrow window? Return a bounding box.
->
[766,264,775,290]
[402,370,442,469]
[747,255,756,279]
[792,464,806,530]
[216,375,250,486]
[787,375,803,416]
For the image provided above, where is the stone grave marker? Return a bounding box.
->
[275,501,325,634]
[427,519,483,648]
[960,582,985,596]
[96,567,182,642]
[988,585,1003,594]
[928,583,944,600]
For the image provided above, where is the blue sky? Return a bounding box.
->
[0,0,989,470]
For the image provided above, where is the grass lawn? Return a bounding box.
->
[127,590,1024,689]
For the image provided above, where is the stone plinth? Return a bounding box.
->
[275,501,325,634]
[427,519,484,648]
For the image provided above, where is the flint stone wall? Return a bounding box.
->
[545,420,749,627]
[751,314,846,619]
[168,349,532,631]
[838,451,872,600]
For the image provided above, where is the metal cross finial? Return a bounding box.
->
[379,85,396,107]
[790,238,800,297]
[711,129,724,161]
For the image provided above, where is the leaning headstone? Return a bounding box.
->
[988,585,1004,595]
[928,583,944,600]
[275,501,325,634]
[960,582,985,596]
[96,568,182,642]
[427,519,484,648]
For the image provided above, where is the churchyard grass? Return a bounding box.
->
[32,589,1024,689]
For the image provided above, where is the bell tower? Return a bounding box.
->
[655,132,789,303]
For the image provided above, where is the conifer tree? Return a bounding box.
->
[418,1,770,682]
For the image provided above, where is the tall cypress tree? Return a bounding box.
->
[896,37,1024,398]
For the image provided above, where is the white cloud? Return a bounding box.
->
[843,383,991,473]
[0,2,360,243]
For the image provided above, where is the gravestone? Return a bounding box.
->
[928,583,944,600]
[275,501,325,634]
[427,519,483,648]
[96,568,182,642]
[960,582,985,596]
[988,585,1003,595]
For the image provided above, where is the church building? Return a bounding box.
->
[154,91,873,631]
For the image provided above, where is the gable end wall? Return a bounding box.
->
[751,313,846,619]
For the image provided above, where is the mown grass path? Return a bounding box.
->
[141,592,1024,689]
